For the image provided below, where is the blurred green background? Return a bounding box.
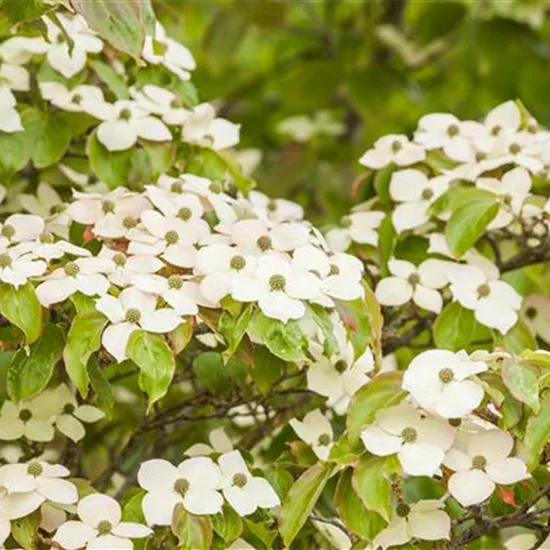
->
[154,0,550,224]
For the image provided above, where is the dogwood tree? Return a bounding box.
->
[0,3,550,550]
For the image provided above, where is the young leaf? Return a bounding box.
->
[63,311,108,398]
[127,330,175,408]
[0,282,42,344]
[192,352,232,395]
[520,392,550,470]
[171,503,213,549]
[87,131,133,189]
[278,462,334,547]
[434,302,476,351]
[502,359,539,413]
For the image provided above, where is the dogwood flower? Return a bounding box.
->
[325,211,385,252]
[0,245,46,287]
[523,294,550,342]
[98,248,163,287]
[359,134,425,169]
[277,111,345,142]
[375,258,451,314]
[247,190,304,223]
[83,99,172,152]
[138,457,223,523]
[218,451,280,516]
[181,103,240,150]
[36,257,111,306]
[0,486,46,546]
[360,403,455,476]
[445,429,530,506]
[402,350,488,419]
[389,169,450,232]
[290,409,334,460]
[0,398,57,442]
[39,82,105,112]
[130,84,190,124]
[373,500,451,549]
[96,286,181,362]
[0,86,23,133]
[185,428,233,457]
[44,13,103,78]
[53,493,151,550]
[0,213,44,244]
[447,264,522,333]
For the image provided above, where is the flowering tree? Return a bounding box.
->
[1,3,550,550]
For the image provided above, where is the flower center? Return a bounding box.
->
[125,308,141,323]
[168,275,183,289]
[448,418,461,427]
[71,93,82,105]
[317,433,331,446]
[19,409,32,422]
[334,359,347,373]
[27,462,43,477]
[476,152,487,162]
[329,264,340,275]
[341,216,352,228]
[122,216,137,229]
[472,455,487,470]
[267,200,277,213]
[165,230,179,244]
[178,207,192,221]
[269,274,286,291]
[63,403,75,414]
[257,235,272,251]
[170,98,182,109]
[396,503,410,517]
[525,306,537,320]
[509,142,521,155]
[39,232,54,244]
[491,125,502,136]
[64,262,80,277]
[209,182,222,194]
[0,254,12,268]
[1,225,14,239]
[97,520,112,536]
[230,255,246,271]
[477,284,491,298]
[113,253,126,267]
[408,273,420,285]
[439,367,454,383]
[232,473,247,488]
[119,108,132,121]
[102,200,115,214]
[174,478,190,496]
[170,182,183,194]
[447,124,460,137]
[421,188,434,200]
[391,140,403,153]
[401,427,418,443]
[528,122,538,133]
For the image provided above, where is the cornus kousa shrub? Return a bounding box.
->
[3,5,550,550]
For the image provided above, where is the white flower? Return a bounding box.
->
[325,211,385,252]
[0,42,30,91]
[138,457,223,524]
[98,247,163,287]
[83,99,172,152]
[359,134,425,170]
[181,103,240,150]
[218,451,280,516]
[133,274,199,316]
[96,286,181,362]
[445,429,530,506]
[0,461,77,507]
[185,427,233,457]
[476,167,533,229]
[523,294,550,343]
[0,486,46,546]
[448,264,522,333]
[373,500,450,549]
[389,169,450,232]
[53,493,151,550]
[0,398,58,442]
[360,403,455,476]
[44,13,103,78]
[0,245,46,288]
[277,111,344,142]
[142,22,196,81]
[402,350,487,419]
[375,258,451,314]
[36,257,111,306]
[0,85,23,133]
[130,84,189,125]
[232,255,321,322]
[290,410,333,460]
[247,190,303,223]
[39,81,105,112]
[0,213,44,245]
[484,131,544,174]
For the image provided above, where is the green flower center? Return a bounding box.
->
[509,142,521,155]
[257,235,272,251]
[526,306,537,320]
[439,367,454,384]
[97,520,112,536]
[19,409,32,422]
[165,230,179,244]
[447,124,460,137]
[174,478,190,496]
[71,94,82,105]
[329,264,340,275]
[102,200,115,214]
[39,232,54,244]
[396,503,410,517]
[317,433,331,446]
[477,284,491,298]
[64,262,80,277]
[119,108,132,121]
[233,473,247,488]
[401,427,418,443]
[230,255,246,271]
[27,462,43,477]
[125,308,141,323]
[341,216,352,228]
[1,225,14,239]
[63,403,75,414]
[491,125,502,137]
[209,182,222,194]
[448,418,461,427]
[168,275,183,289]
[171,182,183,194]
[0,254,12,268]
[269,274,286,291]
[51,203,67,214]
[122,216,137,229]
[421,188,434,200]
[472,455,487,470]
[408,273,420,285]
[476,152,487,162]
[335,360,348,373]
[178,207,192,221]
[113,253,126,267]
[391,140,403,153]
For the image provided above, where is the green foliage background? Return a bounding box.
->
[153,0,550,223]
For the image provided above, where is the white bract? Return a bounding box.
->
[0,86,23,133]
[359,134,425,169]
[181,103,240,150]
[325,211,384,252]
[290,409,334,460]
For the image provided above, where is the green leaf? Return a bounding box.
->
[10,510,40,548]
[171,504,213,549]
[520,392,550,470]
[347,372,406,446]
[89,59,130,99]
[445,191,498,257]
[127,330,175,408]
[212,505,243,544]
[335,468,386,540]
[219,304,254,362]
[328,436,363,465]
[22,108,72,168]
[374,165,395,204]
[335,294,372,362]
[0,131,29,179]
[502,359,539,413]
[434,302,476,351]
[252,346,283,395]
[352,455,400,522]
[63,311,108,398]
[88,356,114,419]
[87,131,133,189]
[378,214,396,276]
[71,0,149,58]
[7,324,64,402]
[0,282,42,344]
[278,462,334,547]
[210,149,255,194]
[193,352,232,395]
[495,319,537,354]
